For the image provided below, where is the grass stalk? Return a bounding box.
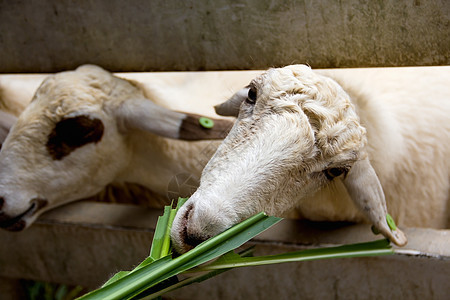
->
[78,198,394,300]
[79,212,280,300]
[192,239,393,271]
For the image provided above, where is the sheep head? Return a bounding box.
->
[172,65,406,253]
[0,65,232,231]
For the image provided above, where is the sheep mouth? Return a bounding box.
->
[0,198,48,231]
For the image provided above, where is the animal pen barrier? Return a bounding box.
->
[0,1,449,299]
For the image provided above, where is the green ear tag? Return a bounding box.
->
[199,117,214,129]
[386,213,397,231]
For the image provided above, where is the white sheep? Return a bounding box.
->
[171,64,450,252]
[0,65,235,231]
[0,74,45,117]
[0,111,16,147]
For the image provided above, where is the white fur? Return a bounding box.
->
[0,111,16,143]
[0,65,257,229]
[171,65,449,252]
[1,65,448,240]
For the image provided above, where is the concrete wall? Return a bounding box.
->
[0,202,448,299]
[0,0,449,73]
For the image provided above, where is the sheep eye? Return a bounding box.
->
[246,87,257,104]
[324,167,348,180]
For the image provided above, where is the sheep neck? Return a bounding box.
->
[115,131,220,196]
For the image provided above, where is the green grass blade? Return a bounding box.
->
[85,198,189,296]
[176,197,189,210]
[124,213,281,299]
[78,203,394,300]
[153,197,189,259]
[140,248,256,299]
[78,256,172,300]
[102,271,130,287]
[149,206,172,260]
[78,213,281,300]
[133,256,157,272]
[193,239,393,271]
[160,208,177,257]
[138,198,187,270]
[163,214,282,277]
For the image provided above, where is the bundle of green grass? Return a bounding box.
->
[78,198,394,300]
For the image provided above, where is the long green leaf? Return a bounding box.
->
[89,198,188,294]
[79,255,172,300]
[140,248,256,299]
[162,214,282,278]
[160,208,177,256]
[124,213,282,299]
[79,199,394,300]
[142,198,187,268]
[102,271,130,287]
[143,240,392,299]
[78,212,281,300]
[149,206,172,260]
[193,239,393,271]
[102,204,176,289]
[142,240,392,299]
[176,197,189,210]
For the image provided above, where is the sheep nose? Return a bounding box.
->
[180,203,208,248]
[172,203,212,253]
[184,232,208,248]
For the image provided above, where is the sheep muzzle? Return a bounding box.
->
[0,198,48,231]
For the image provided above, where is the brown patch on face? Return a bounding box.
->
[46,115,104,160]
[179,114,234,141]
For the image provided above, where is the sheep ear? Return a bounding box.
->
[0,111,17,145]
[116,98,233,141]
[214,87,249,117]
[343,157,407,246]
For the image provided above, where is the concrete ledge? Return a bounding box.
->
[0,0,448,72]
[0,202,448,299]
